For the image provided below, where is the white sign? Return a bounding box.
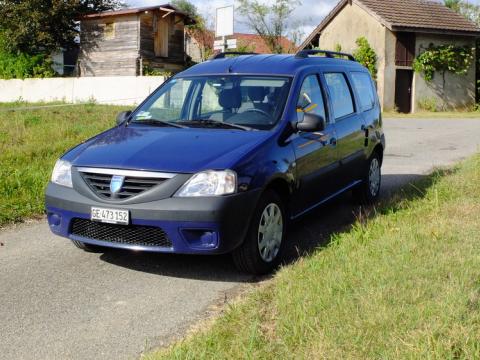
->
[214,45,224,51]
[227,39,237,49]
[213,40,224,47]
[216,5,234,37]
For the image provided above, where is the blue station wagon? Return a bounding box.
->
[46,50,385,274]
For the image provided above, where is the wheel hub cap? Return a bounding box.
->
[258,203,283,263]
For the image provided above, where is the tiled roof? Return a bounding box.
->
[358,0,480,33]
[186,30,296,54]
[229,33,296,54]
[301,0,480,49]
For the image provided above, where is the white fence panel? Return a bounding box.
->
[0,76,165,105]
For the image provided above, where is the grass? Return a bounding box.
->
[147,154,480,359]
[0,102,129,226]
[0,99,478,227]
[384,110,480,118]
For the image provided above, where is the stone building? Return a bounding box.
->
[300,0,480,112]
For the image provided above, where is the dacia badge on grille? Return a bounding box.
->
[110,175,125,194]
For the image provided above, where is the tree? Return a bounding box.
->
[0,0,123,55]
[171,0,199,20]
[172,0,214,61]
[237,0,301,54]
[444,0,461,12]
[444,0,480,25]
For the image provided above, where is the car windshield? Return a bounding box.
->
[132,75,292,130]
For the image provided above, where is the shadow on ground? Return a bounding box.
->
[99,171,449,282]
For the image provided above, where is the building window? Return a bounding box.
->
[395,32,415,67]
[103,22,115,40]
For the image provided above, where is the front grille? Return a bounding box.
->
[80,171,167,200]
[71,218,173,248]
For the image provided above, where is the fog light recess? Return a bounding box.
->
[181,229,219,249]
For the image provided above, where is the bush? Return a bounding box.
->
[417,97,439,112]
[142,64,173,78]
[353,37,378,80]
[0,51,56,79]
[413,44,474,82]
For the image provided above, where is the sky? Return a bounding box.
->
[126,0,340,39]
[126,0,480,42]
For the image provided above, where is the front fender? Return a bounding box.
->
[234,137,296,193]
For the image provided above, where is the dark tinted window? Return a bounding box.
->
[351,72,376,111]
[324,73,354,119]
[297,75,326,122]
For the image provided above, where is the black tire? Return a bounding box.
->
[233,190,287,275]
[353,151,382,205]
[71,240,105,253]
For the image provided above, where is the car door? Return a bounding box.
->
[350,71,382,153]
[291,73,339,216]
[323,71,366,187]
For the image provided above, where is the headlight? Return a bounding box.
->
[51,159,73,188]
[175,170,237,197]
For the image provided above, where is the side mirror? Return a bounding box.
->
[296,113,326,132]
[116,110,132,125]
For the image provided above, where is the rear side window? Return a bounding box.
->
[324,73,354,119]
[351,72,376,111]
[296,75,326,122]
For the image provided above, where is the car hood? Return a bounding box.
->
[68,125,272,173]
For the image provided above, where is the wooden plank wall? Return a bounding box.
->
[79,15,139,77]
[139,11,186,72]
[79,11,188,77]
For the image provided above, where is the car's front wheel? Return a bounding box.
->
[233,190,286,275]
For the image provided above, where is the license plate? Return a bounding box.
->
[91,207,129,225]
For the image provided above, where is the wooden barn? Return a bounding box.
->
[78,4,195,76]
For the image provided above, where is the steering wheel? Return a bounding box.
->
[242,108,272,119]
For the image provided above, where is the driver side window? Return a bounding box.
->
[297,75,326,122]
[200,81,223,114]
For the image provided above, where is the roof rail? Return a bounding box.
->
[210,52,259,60]
[295,49,356,61]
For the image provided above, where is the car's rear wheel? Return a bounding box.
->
[353,151,382,205]
[233,190,286,275]
[71,240,104,253]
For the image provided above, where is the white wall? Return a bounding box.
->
[0,76,165,105]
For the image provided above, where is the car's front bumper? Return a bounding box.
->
[45,183,261,254]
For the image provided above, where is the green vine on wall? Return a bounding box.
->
[413,44,474,82]
[353,37,378,80]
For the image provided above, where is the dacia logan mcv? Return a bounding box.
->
[46,50,385,275]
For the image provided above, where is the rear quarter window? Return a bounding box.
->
[351,72,376,111]
[324,73,354,119]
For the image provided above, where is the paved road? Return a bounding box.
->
[1,118,479,360]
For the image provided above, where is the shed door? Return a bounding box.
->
[395,32,415,67]
[395,70,413,113]
[154,17,169,57]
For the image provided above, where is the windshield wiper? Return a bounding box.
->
[180,119,253,131]
[133,119,187,129]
